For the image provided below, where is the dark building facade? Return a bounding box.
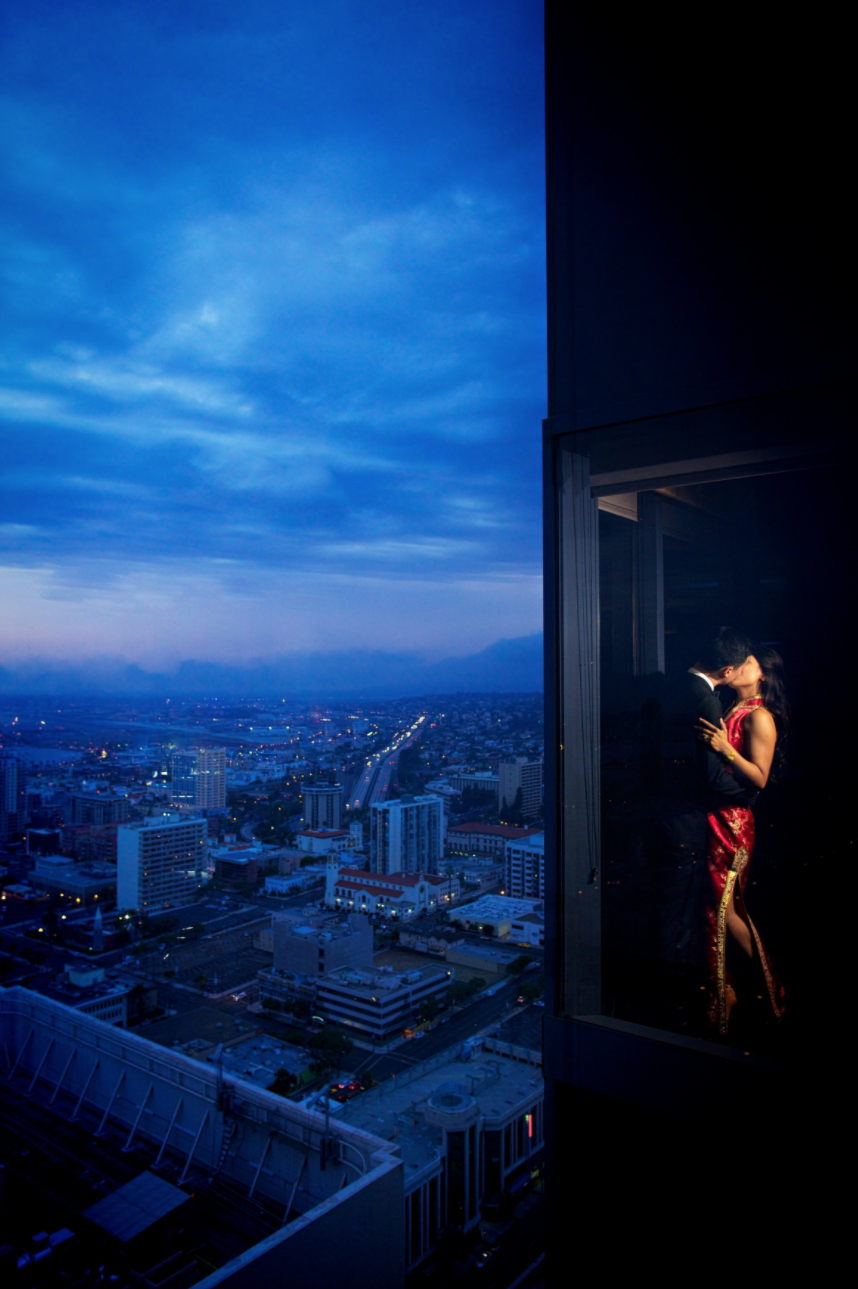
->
[70,793,130,826]
[0,754,26,844]
[542,1,852,1264]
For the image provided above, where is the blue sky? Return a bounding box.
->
[0,1,545,670]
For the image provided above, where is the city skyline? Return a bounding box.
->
[1,1,545,672]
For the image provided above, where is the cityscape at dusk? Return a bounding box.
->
[1,693,547,1285]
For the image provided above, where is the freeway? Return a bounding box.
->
[349,713,429,811]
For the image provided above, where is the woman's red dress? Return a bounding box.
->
[705,697,785,1035]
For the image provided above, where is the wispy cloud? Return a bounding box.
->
[0,1,544,664]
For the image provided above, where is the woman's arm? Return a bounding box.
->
[697,709,777,789]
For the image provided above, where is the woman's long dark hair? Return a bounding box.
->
[757,645,789,771]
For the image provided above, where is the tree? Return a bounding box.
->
[506,955,531,976]
[448,977,486,1005]
[419,993,443,1021]
[284,998,310,1020]
[448,981,471,1005]
[460,786,497,813]
[307,1027,353,1077]
[271,1067,297,1096]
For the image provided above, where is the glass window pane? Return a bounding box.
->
[598,464,846,1052]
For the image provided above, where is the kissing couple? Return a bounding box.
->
[689,629,787,1037]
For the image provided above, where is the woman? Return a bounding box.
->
[697,646,787,1036]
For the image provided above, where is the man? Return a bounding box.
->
[688,628,756,810]
[648,628,755,973]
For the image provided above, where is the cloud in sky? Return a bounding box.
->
[0,1,545,670]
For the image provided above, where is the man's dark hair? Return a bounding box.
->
[694,628,753,673]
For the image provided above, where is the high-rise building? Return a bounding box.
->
[504,832,545,899]
[169,748,226,810]
[498,757,544,821]
[0,754,25,843]
[70,793,130,826]
[116,814,207,911]
[370,794,444,875]
[301,782,341,830]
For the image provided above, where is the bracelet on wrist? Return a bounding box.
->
[726,749,736,762]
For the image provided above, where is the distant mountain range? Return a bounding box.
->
[0,633,544,698]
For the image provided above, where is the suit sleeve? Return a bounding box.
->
[698,691,748,799]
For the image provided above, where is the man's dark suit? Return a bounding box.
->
[689,672,755,809]
[646,674,754,967]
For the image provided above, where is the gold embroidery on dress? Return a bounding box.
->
[716,867,739,1035]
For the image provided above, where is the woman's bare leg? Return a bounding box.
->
[726,887,753,957]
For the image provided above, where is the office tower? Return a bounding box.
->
[370,794,444,875]
[504,832,545,899]
[169,747,226,810]
[116,815,207,911]
[70,793,130,826]
[301,782,341,830]
[499,757,544,821]
[0,754,25,843]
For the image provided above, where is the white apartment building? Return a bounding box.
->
[170,747,226,809]
[504,832,545,900]
[117,814,207,911]
[370,793,444,875]
[301,783,342,829]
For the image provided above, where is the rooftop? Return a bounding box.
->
[0,986,401,1286]
[280,916,365,941]
[84,1170,190,1243]
[447,823,540,839]
[34,969,136,1010]
[323,963,449,997]
[506,831,545,850]
[298,828,350,838]
[209,1033,309,1088]
[138,1006,259,1051]
[449,895,543,921]
[340,1048,543,1180]
[335,867,447,889]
